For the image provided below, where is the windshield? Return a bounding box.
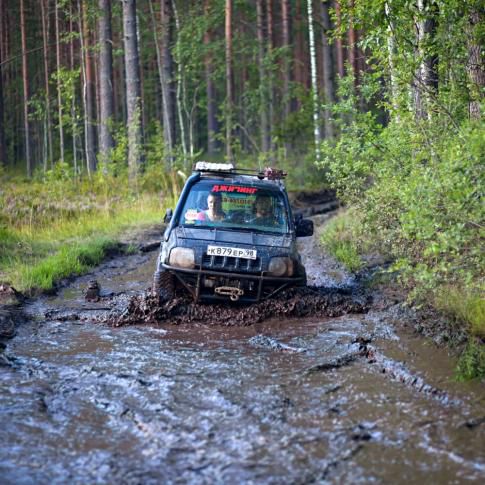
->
[179,180,289,234]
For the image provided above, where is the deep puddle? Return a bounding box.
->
[1,224,484,484]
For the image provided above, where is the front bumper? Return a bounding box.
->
[161,263,304,302]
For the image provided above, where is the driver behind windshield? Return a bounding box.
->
[250,194,279,226]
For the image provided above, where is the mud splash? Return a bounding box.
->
[107,286,369,327]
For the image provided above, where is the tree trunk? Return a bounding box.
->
[414,0,439,120]
[55,0,65,164]
[98,0,115,164]
[0,0,7,168]
[307,0,321,161]
[347,9,358,87]
[385,1,399,116]
[281,0,291,120]
[335,1,345,78]
[321,0,335,139]
[160,0,175,164]
[82,1,98,174]
[40,0,53,170]
[256,0,269,153]
[171,0,188,163]
[204,0,219,155]
[266,0,274,154]
[20,0,33,177]
[148,0,166,129]
[69,4,79,175]
[225,0,233,160]
[467,9,484,120]
[122,0,144,180]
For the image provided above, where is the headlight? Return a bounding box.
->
[268,257,294,277]
[169,247,195,269]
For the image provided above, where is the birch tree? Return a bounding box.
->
[467,8,484,120]
[81,0,97,174]
[307,0,321,161]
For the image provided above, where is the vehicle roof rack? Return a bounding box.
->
[194,161,287,181]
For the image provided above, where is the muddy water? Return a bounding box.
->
[1,225,485,484]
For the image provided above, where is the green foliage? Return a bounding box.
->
[16,238,119,292]
[319,69,484,296]
[434,288,485,339]
[456,339,485,381]
[0,162,177,292]
[318,10,484,374]
[320,210,366,272]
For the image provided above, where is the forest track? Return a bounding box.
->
[1,191,484,484]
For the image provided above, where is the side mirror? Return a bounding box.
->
[295,218,313,237]
[163,208,173,224]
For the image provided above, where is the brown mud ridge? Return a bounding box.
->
[289,189,339,218]
[94,286,370,327]
[0,283,24,341]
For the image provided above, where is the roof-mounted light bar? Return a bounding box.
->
[193,162,287,181]
[260,167,287,180]
[194,161,235,172]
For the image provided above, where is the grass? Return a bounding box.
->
[320,209,365,272]
[0,196,165,293]
[0,172,177,293]
[456,339,485,381]
[321,209,485,381]
[434,287,485,339]
[434,287,485,381]
[14,238,120,291]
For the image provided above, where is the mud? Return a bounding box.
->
[104,285,368,327]
[1,201,485,484]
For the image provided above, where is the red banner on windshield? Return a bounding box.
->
[211,184,258,195]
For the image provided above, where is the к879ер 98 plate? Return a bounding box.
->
[207,245,257,260]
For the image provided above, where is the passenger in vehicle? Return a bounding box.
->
[197,192,226,222]
[250,194,279,226]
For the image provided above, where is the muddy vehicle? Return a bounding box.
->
[153,162,314,302]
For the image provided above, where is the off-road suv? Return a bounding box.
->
[153,163,313,303]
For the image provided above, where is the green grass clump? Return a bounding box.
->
[14,238,119,291]
[456,339,485,381]
[320,210,365,272]
[434,287,485,339]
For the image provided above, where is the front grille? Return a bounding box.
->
[202,253,262,273]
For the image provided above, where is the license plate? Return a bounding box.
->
[207,245,257,260]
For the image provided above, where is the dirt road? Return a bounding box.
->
[1,211,484,484]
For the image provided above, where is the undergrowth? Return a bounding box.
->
[316,66,484,380]
[320,209,366,272]
[0,161,184,293]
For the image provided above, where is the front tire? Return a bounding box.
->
[296,266,307,287]
[153,269,175,302]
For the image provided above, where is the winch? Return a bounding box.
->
[215,286,245,301]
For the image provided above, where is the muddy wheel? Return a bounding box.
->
[153,269,175,302]
[296,267,307,287]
